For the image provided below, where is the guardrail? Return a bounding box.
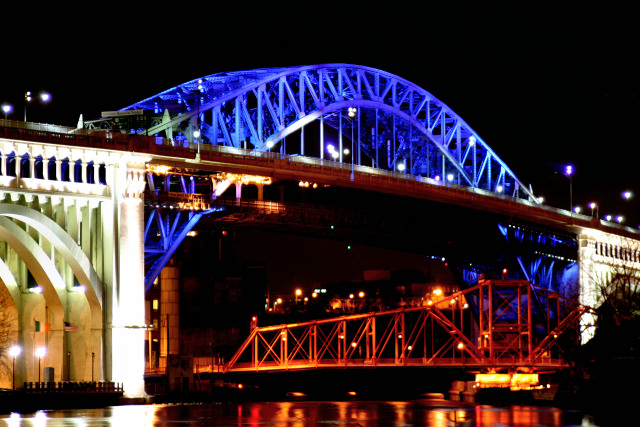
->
[21,381,123,393]
[2,120,637,238]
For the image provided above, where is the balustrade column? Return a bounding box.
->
[55,160,62,181]
[0,154,5,176]
[29,157,36,178]
[81,161,88,183]
[15,156,21,177]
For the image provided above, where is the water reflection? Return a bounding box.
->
[0,400,592,426]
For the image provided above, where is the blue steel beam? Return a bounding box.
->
[118,64,537,202]
[144,208,215,292]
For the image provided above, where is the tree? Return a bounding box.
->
[591,241,640,329]
[0,287,19,388]
[571,239,640,419]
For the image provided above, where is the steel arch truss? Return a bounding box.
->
[121,64,536,200]
[224,280,591,374]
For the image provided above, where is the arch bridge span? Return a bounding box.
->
[111,64,536,201]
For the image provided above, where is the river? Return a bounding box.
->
[0,398,606,426]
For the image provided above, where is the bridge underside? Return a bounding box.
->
[145,178,579,293]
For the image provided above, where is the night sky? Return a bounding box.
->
[2,4,638,228]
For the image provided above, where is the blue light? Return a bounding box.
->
[565,165,573,176]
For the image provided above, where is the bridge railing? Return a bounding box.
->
[2,121,637,238]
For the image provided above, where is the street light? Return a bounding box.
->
[35,347,46,383]
[24,91,51,121]
[564,165,574,213]
[2,104,12,119]
[9,345,21,390]
[589,202,599,218]
[347,107,357,181]
[327,144,339,160]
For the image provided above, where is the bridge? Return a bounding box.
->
[0,64,638,397]
[225,280,590,376]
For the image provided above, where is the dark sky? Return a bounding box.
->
[2,3,639,226]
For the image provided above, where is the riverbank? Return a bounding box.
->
[0,389,127,415]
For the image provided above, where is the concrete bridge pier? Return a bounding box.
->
[0,142,149,398]
[109,158,147,397]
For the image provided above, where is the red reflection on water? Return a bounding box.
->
[0,400,581,426]
[474,404,565,426]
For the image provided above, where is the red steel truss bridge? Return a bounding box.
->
[223,280,592,375]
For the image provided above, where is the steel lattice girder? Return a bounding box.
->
[224,280,591,374]
[121,64,536,201]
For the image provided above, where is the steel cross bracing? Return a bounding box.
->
[498,222,579,291]
[117,64,537,201]
[143,171,224,291]
[223,280,592,374]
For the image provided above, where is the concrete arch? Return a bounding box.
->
[0,257,19,306]
[0,205,105,382]
[0,204,102,310]
[0,260,19,389]
[0,216,66,382]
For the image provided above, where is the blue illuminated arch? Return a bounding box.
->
[120,64,536,200]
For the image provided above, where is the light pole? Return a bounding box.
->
[35,347,46,383]
[347,107,357,181]
[194,80,204,158]
[24,91,51,121]
[589,202,599,218]
[9,345,21,390]
[564,165,574,213]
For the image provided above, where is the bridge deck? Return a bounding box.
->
[3,122,636,240]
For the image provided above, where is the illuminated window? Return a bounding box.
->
[152,299,159,311]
